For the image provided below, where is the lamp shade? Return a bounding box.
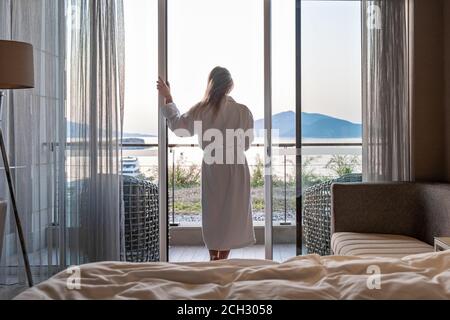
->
[0,40,34,89]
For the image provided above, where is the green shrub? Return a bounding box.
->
[252,198,265,211]
[174,201,201,213]
[302,156,325,188]
[326,155,360,177]
[169,154,201,188]
[251,155,265,188]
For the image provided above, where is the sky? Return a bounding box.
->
[123,0,361,136]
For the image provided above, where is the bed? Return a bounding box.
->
[15,251,450,300]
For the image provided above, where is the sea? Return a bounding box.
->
[122,135,362,179]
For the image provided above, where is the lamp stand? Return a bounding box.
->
[0,91,33,287]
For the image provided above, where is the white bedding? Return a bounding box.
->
[15,251,450,300]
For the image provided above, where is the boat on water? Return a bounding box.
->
[122,156,141,177]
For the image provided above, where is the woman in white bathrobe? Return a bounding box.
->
[157,67,255,261]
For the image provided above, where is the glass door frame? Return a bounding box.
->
[158,0,169,262]
[295,0,302,256]
[158,0,302,261]
[264,0,273,260]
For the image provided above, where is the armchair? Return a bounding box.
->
[331,183,450,257]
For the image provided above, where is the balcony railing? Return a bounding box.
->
[121,142,362,226]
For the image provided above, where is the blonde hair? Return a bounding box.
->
[190,67,234,120]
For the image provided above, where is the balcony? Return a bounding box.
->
[122,141,362,261]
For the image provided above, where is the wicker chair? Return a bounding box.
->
[123,176,159,262]
[303,173,362,256]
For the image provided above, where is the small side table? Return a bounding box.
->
[434,237,450,252]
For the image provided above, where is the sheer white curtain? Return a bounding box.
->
[66,0,125,264]
[0,0,65,284]
[362,0,413,182]
[0,0,124,285]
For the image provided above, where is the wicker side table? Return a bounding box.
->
[303,173,362,256]
[123,176,159,262]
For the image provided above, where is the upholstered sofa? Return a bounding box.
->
[331,183,450,258]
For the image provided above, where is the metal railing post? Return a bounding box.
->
[284,152,287,222]
[170,148,178,227]
[280,148,291,226]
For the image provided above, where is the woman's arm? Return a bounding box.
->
[157,77,173,104]
[157,78,194,136]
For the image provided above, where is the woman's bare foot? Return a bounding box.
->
[209,250,220,261]
[209,250,230,261]
[219,250,230,260]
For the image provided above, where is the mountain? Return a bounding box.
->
[67,121,155,138]
[122,132,155,138]
[254,111,362,139]
[68,112,361,140]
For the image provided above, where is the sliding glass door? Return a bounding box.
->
[123,0,159,183]
[301,1,362,255]
[122,0,162,261]
[155,0,306,262]
[271,0,298,260]
[122,0,362,262]
[167,0,266,261]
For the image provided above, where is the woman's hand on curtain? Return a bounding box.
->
[157,77,173,104]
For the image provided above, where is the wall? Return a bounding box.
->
[445,1,450,182]
[412,0,446,182]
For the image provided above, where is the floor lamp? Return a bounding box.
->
[0,40,34,287]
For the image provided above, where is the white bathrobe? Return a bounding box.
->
[162,96,256,250]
